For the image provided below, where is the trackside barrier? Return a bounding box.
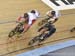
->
[17,40,75,56]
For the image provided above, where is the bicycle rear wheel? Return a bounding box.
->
[28,36,40,46]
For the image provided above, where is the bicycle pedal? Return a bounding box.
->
[39,39,44,42]
[40,36,44,40]
[38,44,42,46]
[28,42,33,45]
[28,43,31,45]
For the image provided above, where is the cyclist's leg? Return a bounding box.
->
[19,28,24,33]
[17,24,25,33]
[48,28,56,36]
[42,27,56,40]
[23,24,30,32]
[31,19,36,25]
[39,28,48,41]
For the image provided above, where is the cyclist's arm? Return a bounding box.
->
[16,16,21,22]
[45,15,52,20]
[16,15,24,22]
[52,18,58,24]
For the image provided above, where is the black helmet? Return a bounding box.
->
[31,10,36,14]
[24,13,29,18]
[51,11,56,16]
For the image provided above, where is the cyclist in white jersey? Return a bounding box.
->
[17,10,40,33]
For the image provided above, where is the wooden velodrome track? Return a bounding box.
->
[0,0,75,56]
